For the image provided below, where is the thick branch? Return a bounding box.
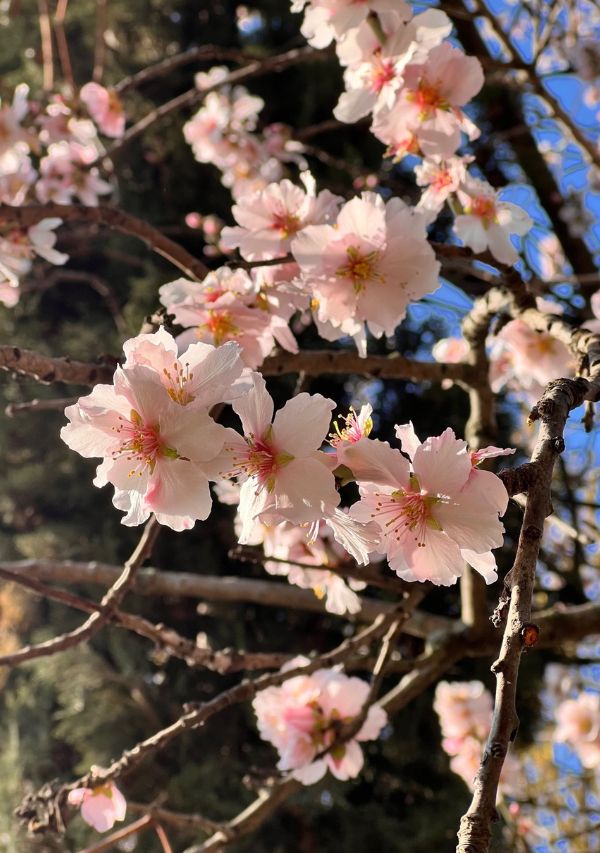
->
[0,559,448,637]
[0,345,114,386]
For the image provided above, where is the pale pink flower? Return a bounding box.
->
[431,336,470,364]
[159,269,297,369]
[490,318,574,396]
[216,372,340,538]
[434,681,493,742]
[454,177,533,266]
[0,150,36,205]
[346,427,506,585]
[36,141,112,206]
[555,692,600,769]
[415,155,471,220]
[253,657,387,783]
[293,0,410,49]
[334,10,452,124]
[372,44,484,160]
[80,82,126,138]
[249,517,368,615]
[0,218,68,307]
[221,177,342,260]
[291,192,440,354]
[61,332,245,530]
[67,782,126,832]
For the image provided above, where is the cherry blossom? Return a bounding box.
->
[243,515,369,615]
[554,692,600,769]
[454,176,533,265]
[159,269,298,369]
[253,657,387,783]
[0,218,68,307]
[329,404,374,451]
[346,426,507,585]
[372,43,484,160]
[0,84,35,166]
[292,0,411,50]
[80,82,126,138]
[216,372,340,539]
[291,192,440,355]
[36,141,112,206]
[61,332,246,530]
[415,155,471,220]
[221,176,342,260]
[67,781,127,832]
[334,9,453,124]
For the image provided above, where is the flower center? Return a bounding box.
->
[162,361,196,406]
[467,196,497,225]
[271,210,302,238]
[329,407,373,447]
[411,81,449,118]
[371,54,396,94]
[226,430,294,493]
[432,170,453,193]
[336,245,384,292]
[200,310,239,345]
[113,409,178,476]
[370,483,442,547]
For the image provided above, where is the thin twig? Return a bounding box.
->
[92,0,108,82]
[54,0,75,92]
[38,0,54,91]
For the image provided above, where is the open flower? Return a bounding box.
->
[555,692,600,769]
[61,331,246,530]
[454,177,533,265]
[345,426,507,585]
[253,657,387,783]
[291,192,439,354]
[68,782,126,832]
[217,372,339,538]
[80,83,126,138]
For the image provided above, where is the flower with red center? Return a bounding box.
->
[329,404,373,449]
[344,426,507,585]
[80,82,126,138]
[292,192,440,355]
[415,155,471,221]
[217,372,340,539]
[454,176,532,265]
[62,331,247,531]
[253,656,387,784]
[221,177,342,260]
[159,270,299,369]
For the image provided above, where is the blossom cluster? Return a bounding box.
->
[183,66,308,201]
[291,0,532,265]
[62,334,511,606]
[253,657,387,783]
[434,680,523,796]
[0,81,125,305]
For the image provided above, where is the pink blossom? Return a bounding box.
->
[555,692,600,769]
[0,150,36,205]
[221,177,342,260]
[0,84,35,166]
[67,782,126,832]
[253,657,387,783]
[247,516,369,615]
[80,83,126,138]
[216,372,340,538]
[291,192,440,354]
[431,336,470,364]
[454,177,532,266]
[372,44,484,160]
[434,681,493,742]
[159,269,297,369]
[334,10,452,124]
[415,155,471,220]
[0,218,68,307]
[346,427,506,585]
[329,404,374,451]
[293,0,411,50]
[61,332,246,530]
[490,318,574,397]
[36,141,112,206]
